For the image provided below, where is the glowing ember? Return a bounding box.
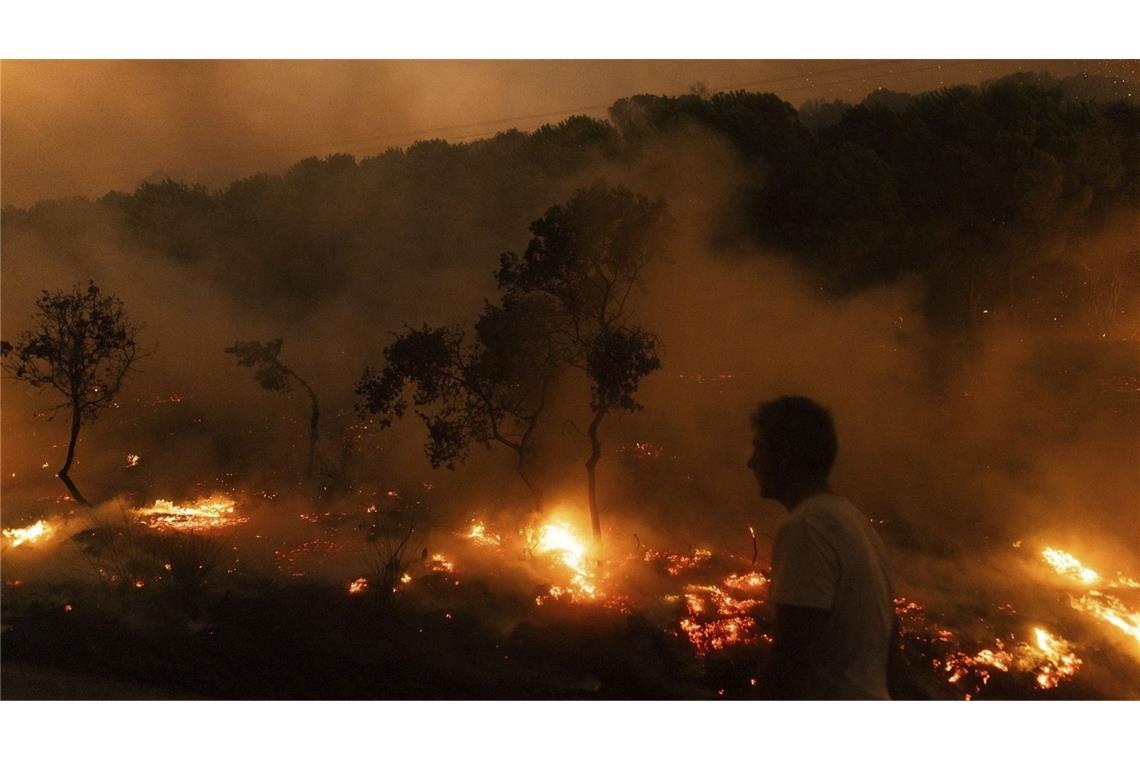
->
[679,616,758,656]
[348,576,368,595]
[465,521,501,547]
[664,548,712,576]
[629,441,664,458]
[939,642,1014,687]
[723,571,768,591]
[136,496,245,532]
[2,519,55,548]
[126,453,140,467]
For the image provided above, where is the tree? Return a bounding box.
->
[355,296,564,510]
[225,339,320,479]
[1,282,141,505]
[497,181,668,542]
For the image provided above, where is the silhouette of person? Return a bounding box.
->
[748,396,894,699]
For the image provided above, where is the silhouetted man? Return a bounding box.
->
[748,396,894,699]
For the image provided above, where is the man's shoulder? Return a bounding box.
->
[795,493,863,524]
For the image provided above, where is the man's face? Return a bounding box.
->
[748,428,780,500]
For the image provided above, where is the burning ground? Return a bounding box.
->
[3,464,1139,698]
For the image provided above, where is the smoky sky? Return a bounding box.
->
[3,59,1136,207]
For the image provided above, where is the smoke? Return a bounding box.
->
[2,84,1137,698]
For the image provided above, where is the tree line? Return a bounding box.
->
[4,72,1136,335]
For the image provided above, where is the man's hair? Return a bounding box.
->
[751,396,838,481]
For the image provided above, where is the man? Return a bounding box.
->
[748,396,894,699]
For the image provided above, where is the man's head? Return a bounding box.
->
[748,396,838,508]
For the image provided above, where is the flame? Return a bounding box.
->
[530,520,596,599]
[1040,546,1140,649]
[1029,627,1082,689]
[430,553,454,573]
[2,519,54,548]
[136,496,244,532]
[465,521,501,547]
[1042,547,1101,584]
[347,576,368,595]
[1072,592,1140,646]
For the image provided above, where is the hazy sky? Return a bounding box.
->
[2,59,1135,207]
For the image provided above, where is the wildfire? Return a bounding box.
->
[529,520,597,599]
[1028,627,1082,689]
[348,576,368,595]
[1040,546,1140,649]
[136,496,246,532]
[2,519,55,548]
[679,616,758,656]
[430,553,455,573]
[1071,592,1140,645]
[465,520,501,547]
[1042,547,1101,584]
[663,548,712,576]
[937,628,1082,694]
[674,569,769,657]
[722,571,768,591]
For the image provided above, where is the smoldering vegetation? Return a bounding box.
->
[2,71,1138,698]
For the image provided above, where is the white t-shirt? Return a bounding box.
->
[768,493,893,699]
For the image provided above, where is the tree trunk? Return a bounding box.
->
[304,385,320,480]
[517,450,545,513]
[585,407,606,543]
[58,405,89,505]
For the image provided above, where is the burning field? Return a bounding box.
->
[4,477,1139,698]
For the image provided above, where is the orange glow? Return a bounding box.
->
[465,520,501,547]
[136,496,245,532]
[2,519,55,547]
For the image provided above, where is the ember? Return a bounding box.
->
[663,548,712,576]
[348,576,368,595]
[2,519,55,548]
[679,616,758,656]
[136,496,246,532]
